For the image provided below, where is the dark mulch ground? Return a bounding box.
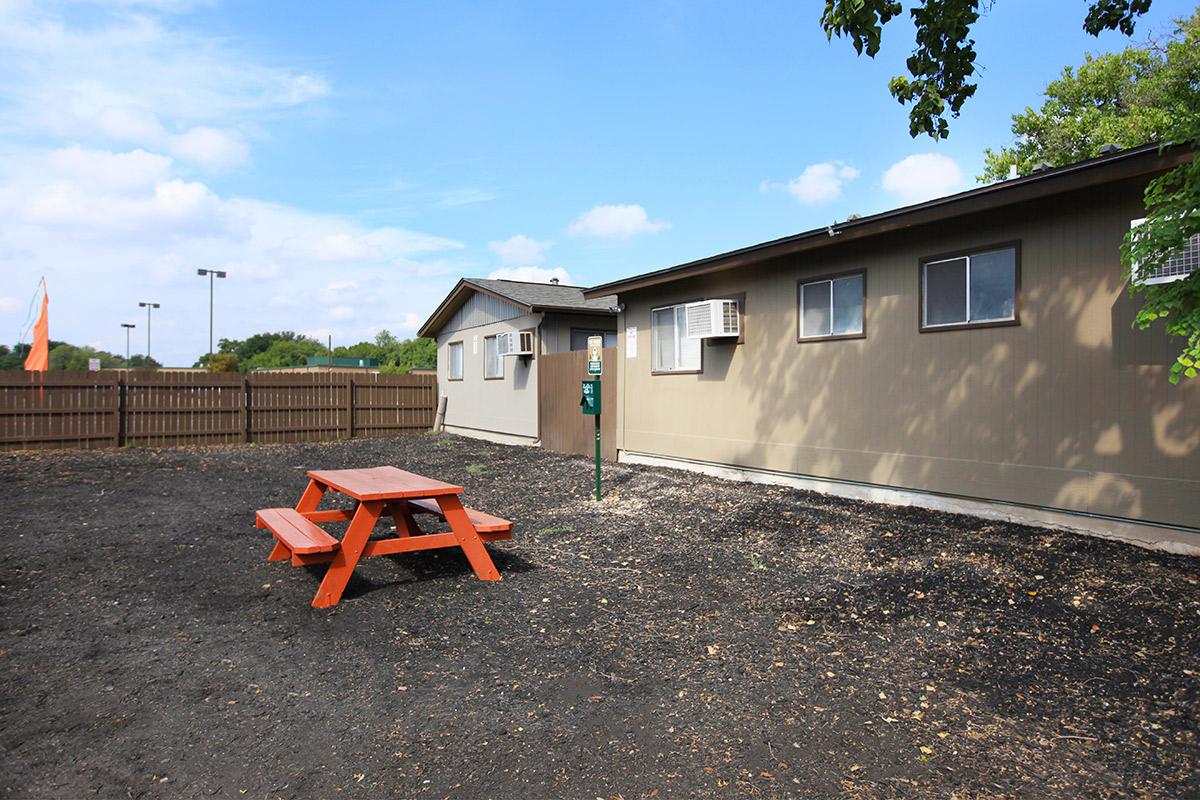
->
[0,434,1196,799]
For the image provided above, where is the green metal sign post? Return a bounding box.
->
[584,335,604,500]
[581,378,601,500]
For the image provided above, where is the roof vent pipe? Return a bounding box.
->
[550,277,560,284]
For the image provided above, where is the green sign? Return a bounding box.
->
[580,379,601,415]
[587,360,602,376]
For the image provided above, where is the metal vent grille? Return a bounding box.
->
[1132,218,1200,285]
[686,303,713,338]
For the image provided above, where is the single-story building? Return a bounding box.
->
[418,278,617,445]
[583,143,1199,552]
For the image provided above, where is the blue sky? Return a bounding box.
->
[1,0,1194,366]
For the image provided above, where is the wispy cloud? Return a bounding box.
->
[488,234,551,265]
[881,153,963,204]
[761,161,860,205]
[566,204,669,240]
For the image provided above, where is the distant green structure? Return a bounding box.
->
[304,356,379,369]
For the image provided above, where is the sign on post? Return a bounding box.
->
[587,334,603,376]
[580,379,600,415]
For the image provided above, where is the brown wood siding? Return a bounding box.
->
[538,348,617,460]
[616,179,1200,529]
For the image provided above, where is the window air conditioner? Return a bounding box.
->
[496,330,534,356]
[685,299,740,338]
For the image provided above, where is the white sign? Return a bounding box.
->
[88,358,101,372]
[472,335,478,355]
[625,326,637,358]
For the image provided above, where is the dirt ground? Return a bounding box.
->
[0,434,1196,799]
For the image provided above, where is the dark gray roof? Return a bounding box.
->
[467,278,617,312]
[417,278,617,337]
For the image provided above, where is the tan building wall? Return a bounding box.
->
[615,179,1199,530]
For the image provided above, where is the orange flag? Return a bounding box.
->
[24,284,49,372]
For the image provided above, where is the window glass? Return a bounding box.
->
[652,305,701,372]
[447,342,463,379]
[801,281,832,337]
[968,249,1016,321]
[484,335,503,378]
[652,308,676,371]
[832,274,864,335]
[925,258,968,326]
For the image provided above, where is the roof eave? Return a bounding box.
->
[582,143,1191,298]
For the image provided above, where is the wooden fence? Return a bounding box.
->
[0,371,437,451]
[538,348,617,461]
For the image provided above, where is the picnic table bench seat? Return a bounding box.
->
[256,507,340,554]
[404,498,513,538]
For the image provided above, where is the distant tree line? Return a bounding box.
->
[0,330,435,373]
[193,330,436,373]
[0,342,161,371]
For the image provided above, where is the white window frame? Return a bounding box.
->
[798,272,865,340]
[483,334,503,379]
[651,303,702,373]
[1130,217,1200,285]
[447,341,463,380]
[921,246,1018,330]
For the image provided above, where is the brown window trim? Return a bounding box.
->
[918,240,1022,333]
[446,340,464,381]
[796,270,867,343]
[482,335,504,380]
[650,299,704,375]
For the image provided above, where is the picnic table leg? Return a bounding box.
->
[311,500,384,608]
[385,501,418,537]
[437,495,501,581]
[295,479,327,514]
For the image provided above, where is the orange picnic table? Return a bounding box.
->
[255,466,512,607]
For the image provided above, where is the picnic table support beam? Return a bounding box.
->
[311,500,384,608]
[437,495,501,581]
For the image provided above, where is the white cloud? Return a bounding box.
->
[762,161,860,204]
[168,126,249,170]
[488,234,550,265]
[0,145,474,364]
[432,188,495,208]
[487,266,573,285]
[0,2,328,169]
[0,296,17,313]
[881,153,964,204]
[566,204,669,240]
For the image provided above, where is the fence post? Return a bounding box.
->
[116,373,127,448]
[345,375,355,439]
[243,375,252,443]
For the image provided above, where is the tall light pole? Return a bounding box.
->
[196,269,227,361]
[120,323,136,363]
[138,302,160,362]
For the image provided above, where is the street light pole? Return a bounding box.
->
[196,269,227,361]
[138,302,160,362]
[120,323,136,362]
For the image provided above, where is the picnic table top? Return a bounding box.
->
[307,466,464,501]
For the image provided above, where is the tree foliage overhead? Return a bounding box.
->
[981,12,1197,181]
[819,0,1155,138]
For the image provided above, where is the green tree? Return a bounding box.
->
[819,0,1154,138]
[983,12,1200,382]
[822,2,1200,382]
[205,352,240,372]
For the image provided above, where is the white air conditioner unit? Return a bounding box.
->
[685,299,740,338]
[496,330,534,356]
[1130,218,1199,285]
